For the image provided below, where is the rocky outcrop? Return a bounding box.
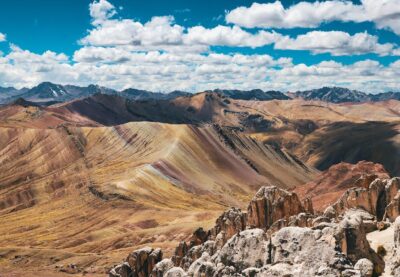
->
[171,230,215,270]
[190,227,210,247]
[265,225,354,276]
[110,247,163,277]
[216,229,269,271]
[171,186,312,269]
[109,262,132,277]
[163,223,359,276]
[354,259,374,277]
[209,207,246,245]
[327,177,400,221]
[247,186,310,229]
[386,191,400,221]
[110,178,400,277]
[151,259,174,277]
[177,241,218,271]
[335,212,384,275]
[388,216,400,276]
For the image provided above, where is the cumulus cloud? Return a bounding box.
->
[72,46,289,70]
[275,31,397,56]
[89,0,116,25]
[80,0,399,56]
[226,0,400,35]
[0,45,75,88]
[81,13,282,50]
[0,33,6,42]
[1,0,400,93]
[1,43,400,93]
[226,1,359,29]
[8,45,69,64]
[81,16,185,47]
[185,25,282,47]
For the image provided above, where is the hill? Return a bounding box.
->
[0,121,316,274]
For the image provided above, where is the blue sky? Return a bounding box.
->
[0,0,258,55]
[0,0,400,92]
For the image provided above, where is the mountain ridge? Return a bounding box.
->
[293,86,400,103]
[2,82,400,104]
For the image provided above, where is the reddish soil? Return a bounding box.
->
[294,161,390,212]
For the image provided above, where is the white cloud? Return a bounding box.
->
[226,0,400,35]
[225,1,361,29]
[1,43,400,94]
[0,33,6,42]
[80,1,400,57]
[81,13,281,50]
[8,45,69,64]
[362,0,400,35]
[79,0,400,57]
[73,46,291,69]
[185,25,282,47]
[89,0,116,25]
[275,31,397,56]
[81,16,185,47]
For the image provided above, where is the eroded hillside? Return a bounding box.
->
[0,121,315,275]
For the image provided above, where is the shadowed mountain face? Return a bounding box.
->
[371,91,400,101]
[232,99,400,176]
[206,89,290,101]
[297,121,400,176]
[293,87,370,103]
[0,87,28,103]
[120,88,190,100]
[292,87,400,103]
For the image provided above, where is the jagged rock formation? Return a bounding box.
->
[110,176,400,277]
[246,186,308,229]
[170,185,314,268]
[335,212,384,275]
[209,207,247,246]
[386,216,400,276]
[325,177,400,221]
[110,247,163,277]
[395,217,400,274]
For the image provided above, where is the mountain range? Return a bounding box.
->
[1,82,400,104]
[292,86,400,103]
[0,83,400,276]
[205,88,290,101]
